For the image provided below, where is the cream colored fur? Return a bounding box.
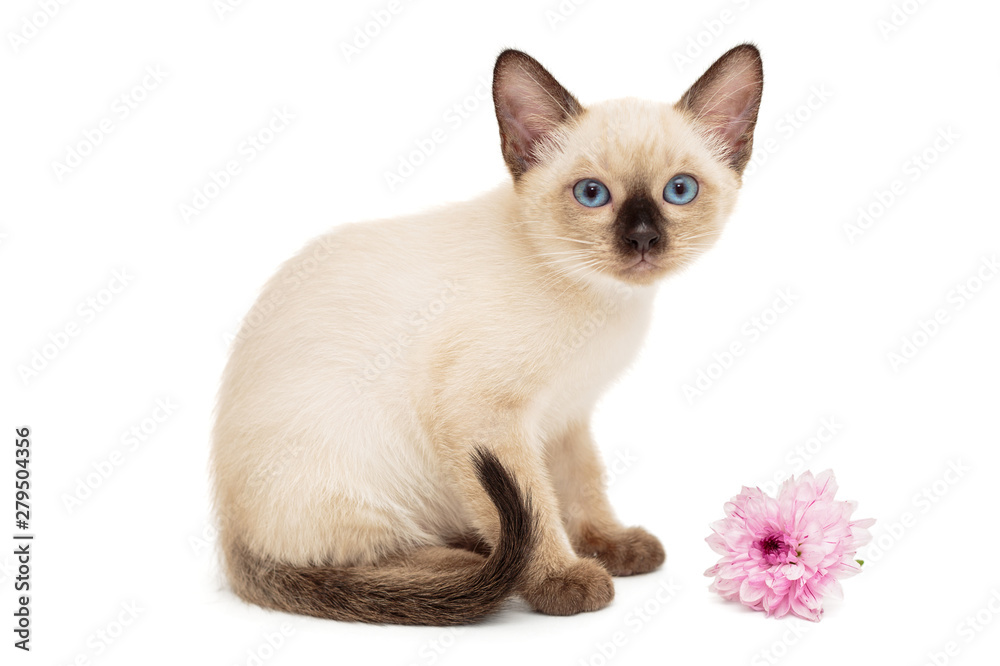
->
[212,45,762,618]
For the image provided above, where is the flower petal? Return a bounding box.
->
[783,562,805,580]
[740,578,766,604]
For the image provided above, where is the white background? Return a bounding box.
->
[3,0,999,664]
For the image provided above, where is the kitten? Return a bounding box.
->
[212,44,763,625]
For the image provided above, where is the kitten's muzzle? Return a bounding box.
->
[614,192,667,259]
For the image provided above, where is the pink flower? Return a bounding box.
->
[705,470,874,621]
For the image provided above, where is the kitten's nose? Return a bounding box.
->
[624,228,660,253]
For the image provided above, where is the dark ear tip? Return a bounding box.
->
[732,42,760,53]
[495,48,531,68]
[494,50,522,91]
[725,43,763,69]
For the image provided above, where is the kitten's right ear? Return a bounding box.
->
[493,50,583,180]
[676,43,764,175]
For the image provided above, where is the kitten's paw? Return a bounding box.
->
[574,526,665,576]
[521,558,614,616]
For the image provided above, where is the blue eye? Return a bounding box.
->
[664,174,698,205]
[573,179,611,207]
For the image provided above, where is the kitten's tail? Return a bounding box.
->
[222,448,536,625]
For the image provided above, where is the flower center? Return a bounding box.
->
[760,534,782,554]
[755,532,792,566]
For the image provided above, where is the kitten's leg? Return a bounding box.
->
[547,421,665,576]
[440,411,614,616]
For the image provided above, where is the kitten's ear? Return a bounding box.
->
[493,49,583,180]
[677,44,763,175]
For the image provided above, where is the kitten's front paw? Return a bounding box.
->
[574,526,665,576]
[520,558,614,616]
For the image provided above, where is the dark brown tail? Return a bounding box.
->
[223,448,536,625]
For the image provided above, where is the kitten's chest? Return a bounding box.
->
[539,288,656,420]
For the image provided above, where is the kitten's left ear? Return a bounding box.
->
[493,49,583,180]
[677,43,764,175]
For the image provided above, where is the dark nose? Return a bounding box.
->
[624,227,660,253]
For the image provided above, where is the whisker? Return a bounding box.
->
[532,255,605,294]
[525,234,597,246]
[535,250,593,258]
[671,230,720,242]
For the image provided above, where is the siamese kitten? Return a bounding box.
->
[212,44,763,625]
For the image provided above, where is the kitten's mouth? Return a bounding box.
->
[625,255,660,272]
[610,252,668,284]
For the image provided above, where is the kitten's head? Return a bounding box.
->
[493,45,763,288]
